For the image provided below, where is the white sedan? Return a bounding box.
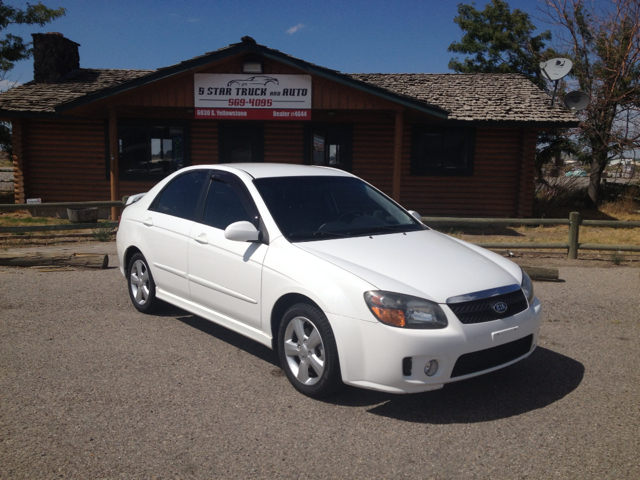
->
[117,164,542,398]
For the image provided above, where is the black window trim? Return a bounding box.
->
[410,124,476,177]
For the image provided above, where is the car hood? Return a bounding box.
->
[294,229,521,303]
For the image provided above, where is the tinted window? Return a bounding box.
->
[254,176,425,241]
[118,122,188,181]
[202,180,253,230]
[411,126,475,176]
[151,171,208,220]
[304,123,352,171]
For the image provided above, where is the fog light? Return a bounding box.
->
[402,357,413,377]
[424,360,438,376]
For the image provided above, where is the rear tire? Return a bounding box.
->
[278,303,342,398]
[127,253,160,313]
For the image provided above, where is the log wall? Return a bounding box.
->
[21,119,110,202]
[14,117,535,217]
[352,125,532,217]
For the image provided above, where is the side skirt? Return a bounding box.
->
[156,287,274,349]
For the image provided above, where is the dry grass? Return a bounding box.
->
[0,210,108,248]
[0,210,69,227]
[440,192,640,247]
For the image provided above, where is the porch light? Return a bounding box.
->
[242,61,262,73]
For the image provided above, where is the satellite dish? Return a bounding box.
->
[540,58,573,80]
[563,90,589,111]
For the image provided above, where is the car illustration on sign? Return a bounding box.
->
[227,76,279,87]
[116,164,541,398]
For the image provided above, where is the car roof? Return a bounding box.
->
[215,163,356,179]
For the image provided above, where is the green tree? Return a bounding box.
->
[543,0,640,206]
[0,1,66,157]
[448,0,552,88]
[0,0,66,78]
[448,0,574,186]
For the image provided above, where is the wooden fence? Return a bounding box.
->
[0,201,122,235]
[423,212,640,259]
[1,202,639,259]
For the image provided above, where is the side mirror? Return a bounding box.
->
[408,210,422,221]
[224,221,261,242]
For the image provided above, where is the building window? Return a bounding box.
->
[117,120,189,181]
[411,126,475,176]
[304,123,352,171]
[219,123,263,163]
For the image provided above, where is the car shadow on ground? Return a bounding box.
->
[326,347,584,424]
[171,308,280,367]
[164,308,583,423]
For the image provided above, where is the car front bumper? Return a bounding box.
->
[329,298,542,394]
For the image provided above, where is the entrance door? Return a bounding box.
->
[219,124,263,163]
[304,123,352,171]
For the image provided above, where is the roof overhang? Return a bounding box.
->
[55,41,450,119]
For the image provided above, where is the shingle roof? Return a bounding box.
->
[0,68,154,114]
[348,73,575,123]
[0,48,577,125]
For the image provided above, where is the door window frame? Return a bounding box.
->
[303,123,353,172]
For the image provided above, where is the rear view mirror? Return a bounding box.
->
[224,221,261,242]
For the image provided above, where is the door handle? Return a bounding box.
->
[143,217,153,227]
[195,233,208,244]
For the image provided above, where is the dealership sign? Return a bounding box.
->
[194,74,311,120]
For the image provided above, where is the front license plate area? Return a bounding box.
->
[492,326,519,343]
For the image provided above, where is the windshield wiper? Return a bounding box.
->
[347,224,426,235]
[287,231,351,240]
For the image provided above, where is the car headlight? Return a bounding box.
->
[364,291,448,329]
[521,269,535,305]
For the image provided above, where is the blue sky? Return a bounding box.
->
[3,0,553,86]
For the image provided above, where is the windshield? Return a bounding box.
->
[253,176,426,241]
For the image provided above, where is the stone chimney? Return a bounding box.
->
[32,32,80,83]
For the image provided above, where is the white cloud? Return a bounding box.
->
[187,18,200,23]
[286,23,304,35]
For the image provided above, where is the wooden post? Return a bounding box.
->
[109,109,120,221]
[567,211,581,259]
[392,110,404,202]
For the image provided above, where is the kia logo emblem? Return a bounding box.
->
[492,302,508,314]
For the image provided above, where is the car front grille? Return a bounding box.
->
[450,334,533,378]
[448,289,528,324]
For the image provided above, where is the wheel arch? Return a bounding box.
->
[123,245,142,277]
[270,293,322,350]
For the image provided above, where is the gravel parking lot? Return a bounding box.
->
[1,252,638,479]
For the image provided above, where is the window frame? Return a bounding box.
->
[112,118,191,182]
[201,170,261,231]
[303,123,353,172]
[410,125,475,177]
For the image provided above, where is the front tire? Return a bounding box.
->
[278,303,342,398]
[127,253,160,313]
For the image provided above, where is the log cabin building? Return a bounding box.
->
[0,33,578,218]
